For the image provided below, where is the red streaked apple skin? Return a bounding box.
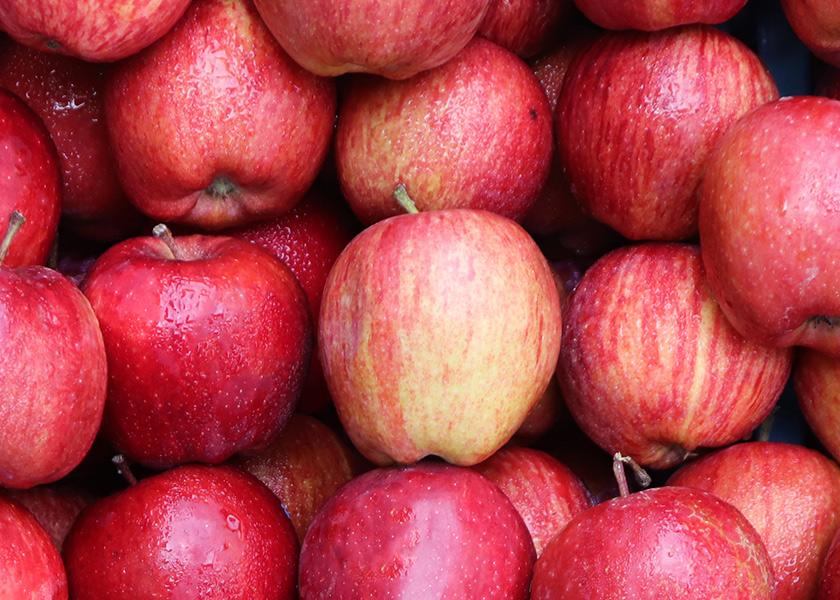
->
[319,209,561,467]
[795,350,840,464]
[557,26,778,241]
[574,0,747,30]
[699,97,840,356]
[82,234,311,469]
[781,0,840,68]
[473,446,591,556]
[299,463,535,599]
[818,531,840,599]
[531,487,775,599]
[253,0,489,80]
[106,0,336,231]
[558,244,791,469]
[669,442,840,600]
[336,38,552,225]
[478,0,573,57]
[5,485,90,551]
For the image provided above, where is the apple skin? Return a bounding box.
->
[781,0,840,68]
[473,446,591,556]
[5,484,91,550]
[478,0,573,57]
[557,26,778,241]
[253,0,489,80]
[299,462,535,599]
[669,442,840,600]
[0,495,67,598]
[106,0,336,231]
[233,414,356,541]
[0,89,61,267]
[531,486,775,599]
[319,209,561,467]
[794,350,840,464]
[699,97,840,356]
[336,38,553,225]
[573,0,747,30]
[63,465,297,600]
[818,530,840,599]
[81,232,312,469]
[558,244,792,469]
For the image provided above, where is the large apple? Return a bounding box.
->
[557,26,777,241]
[5,484,91,550]
[558,244,791,469]
[574,0,747,30]
[299,462,535,599]
[336,38,553,225]
[106,0,336,230]
[795,350,840,463]
[253,0,489,79]
[64,465,297,599]
[81,226,311,468]
[781,0,840,68]
[319,209,561,466]
[478,0,573,57]
[669,442,840,600]
[699,97,840,356]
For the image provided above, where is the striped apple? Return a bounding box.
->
[573,0,747,30]
[795,351,840,463]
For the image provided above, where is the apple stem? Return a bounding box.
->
[152,224,185,260]
[394,184,420,215]
[111,454,138,487]
[612,453,631,498]
[0,211,25,265]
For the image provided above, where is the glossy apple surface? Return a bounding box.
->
[781,0,840,68]
[574,0,747,30]
[795,350,840,464]
[5,484,91,550]
[479,0,573,57]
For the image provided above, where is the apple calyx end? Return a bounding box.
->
[0,210,26,266]
[394,184,420,215]
[808,315,840,329]
[206,175,238,200]
[111,454,138,487]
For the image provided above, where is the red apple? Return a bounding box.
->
[478,0,573,57]
[669,442,840,600]
[233,414,356,541]
[81,226,312,468]
[816,64,840,99]
[557,26,778,241]
[473,446,591,556]
[818,529,840,599]
[795,350,840,464]
[0,41,140,241]
[253,0,489,79]
[531,486,775,598]
[0,89,60,267]
[0,495,67,598]
[781,0,840,68]
[5,484,91,550]
[64,465,297,599]
[300,462,535,599]
[699,97,840,356]
[336,38,553,225]
[574,0,747,30]
[558,244,791,469]
[319,209,561,466]
[106,0,336,230]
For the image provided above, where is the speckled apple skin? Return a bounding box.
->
[532,486,775,599]
[782,0,840,68]
[479,0,573,57]
[299,463,535,599]
[574,0,746,30]
[795,350,840,464]
[253,0,489,79]
[106,0,336,230]
[670,442,840,600]
[82,235,311,468]
[700,97,840,356]
[5,485,91,551]
[558,244,791,469]
[818,529,840,599]
[558,26,778,241]
[64,465,297,600]
[319,209,561,466]
[337,38,553,225]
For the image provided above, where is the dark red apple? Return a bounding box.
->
[669,442,840,600]
[818,529,840,599]
[558,26,778,241]
[574,0,747,30]
[81,226,311,468]
[781,0,840,68]
[531,486,775,598]
[64,465,297,599]
[795,350,840,464]
[479,0,573,57]
[559,244,791,469]
[106,0,336,230]
[699,97,840,356]
[336,38,553,224]
[5,484,91,550]
[300,462,535,599]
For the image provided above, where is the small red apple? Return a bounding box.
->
[781,0,840,68]
[818,529,840,599]
[574,0,747,30]
[478,0,573,57]
[5,484,91,550]
[795,350,840,464]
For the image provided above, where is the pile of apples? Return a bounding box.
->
[3,0,840,598]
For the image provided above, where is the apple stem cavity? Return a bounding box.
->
[394,184,420,215]
[612,452,652,498]
[0,211,25,265]
[152,224,185,260]
[111,454,138,487]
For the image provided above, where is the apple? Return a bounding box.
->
[5,484,91,550]
[557,26,778,241]
[478,0,573,57]
[794,350,840,463]
[531,486,775,598]
[0,89,60,267]
[699,97,840,356]
[81,225,312,468]
[558,244,791,469]
[573,0,747,30]
[781,0,840,68]
[0,495,67,598]
[0,41,141,242]
[473,446,591,556]
[818,530,840,599]
[319,208,561,467]
[817,64,840,99]
[299,462,535,599]
[233,414,356,541]
[669,442,840,600]
[336,38,553,225]
[253,0,489,79]
[106,0,336,231]
[64,465,297,599]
